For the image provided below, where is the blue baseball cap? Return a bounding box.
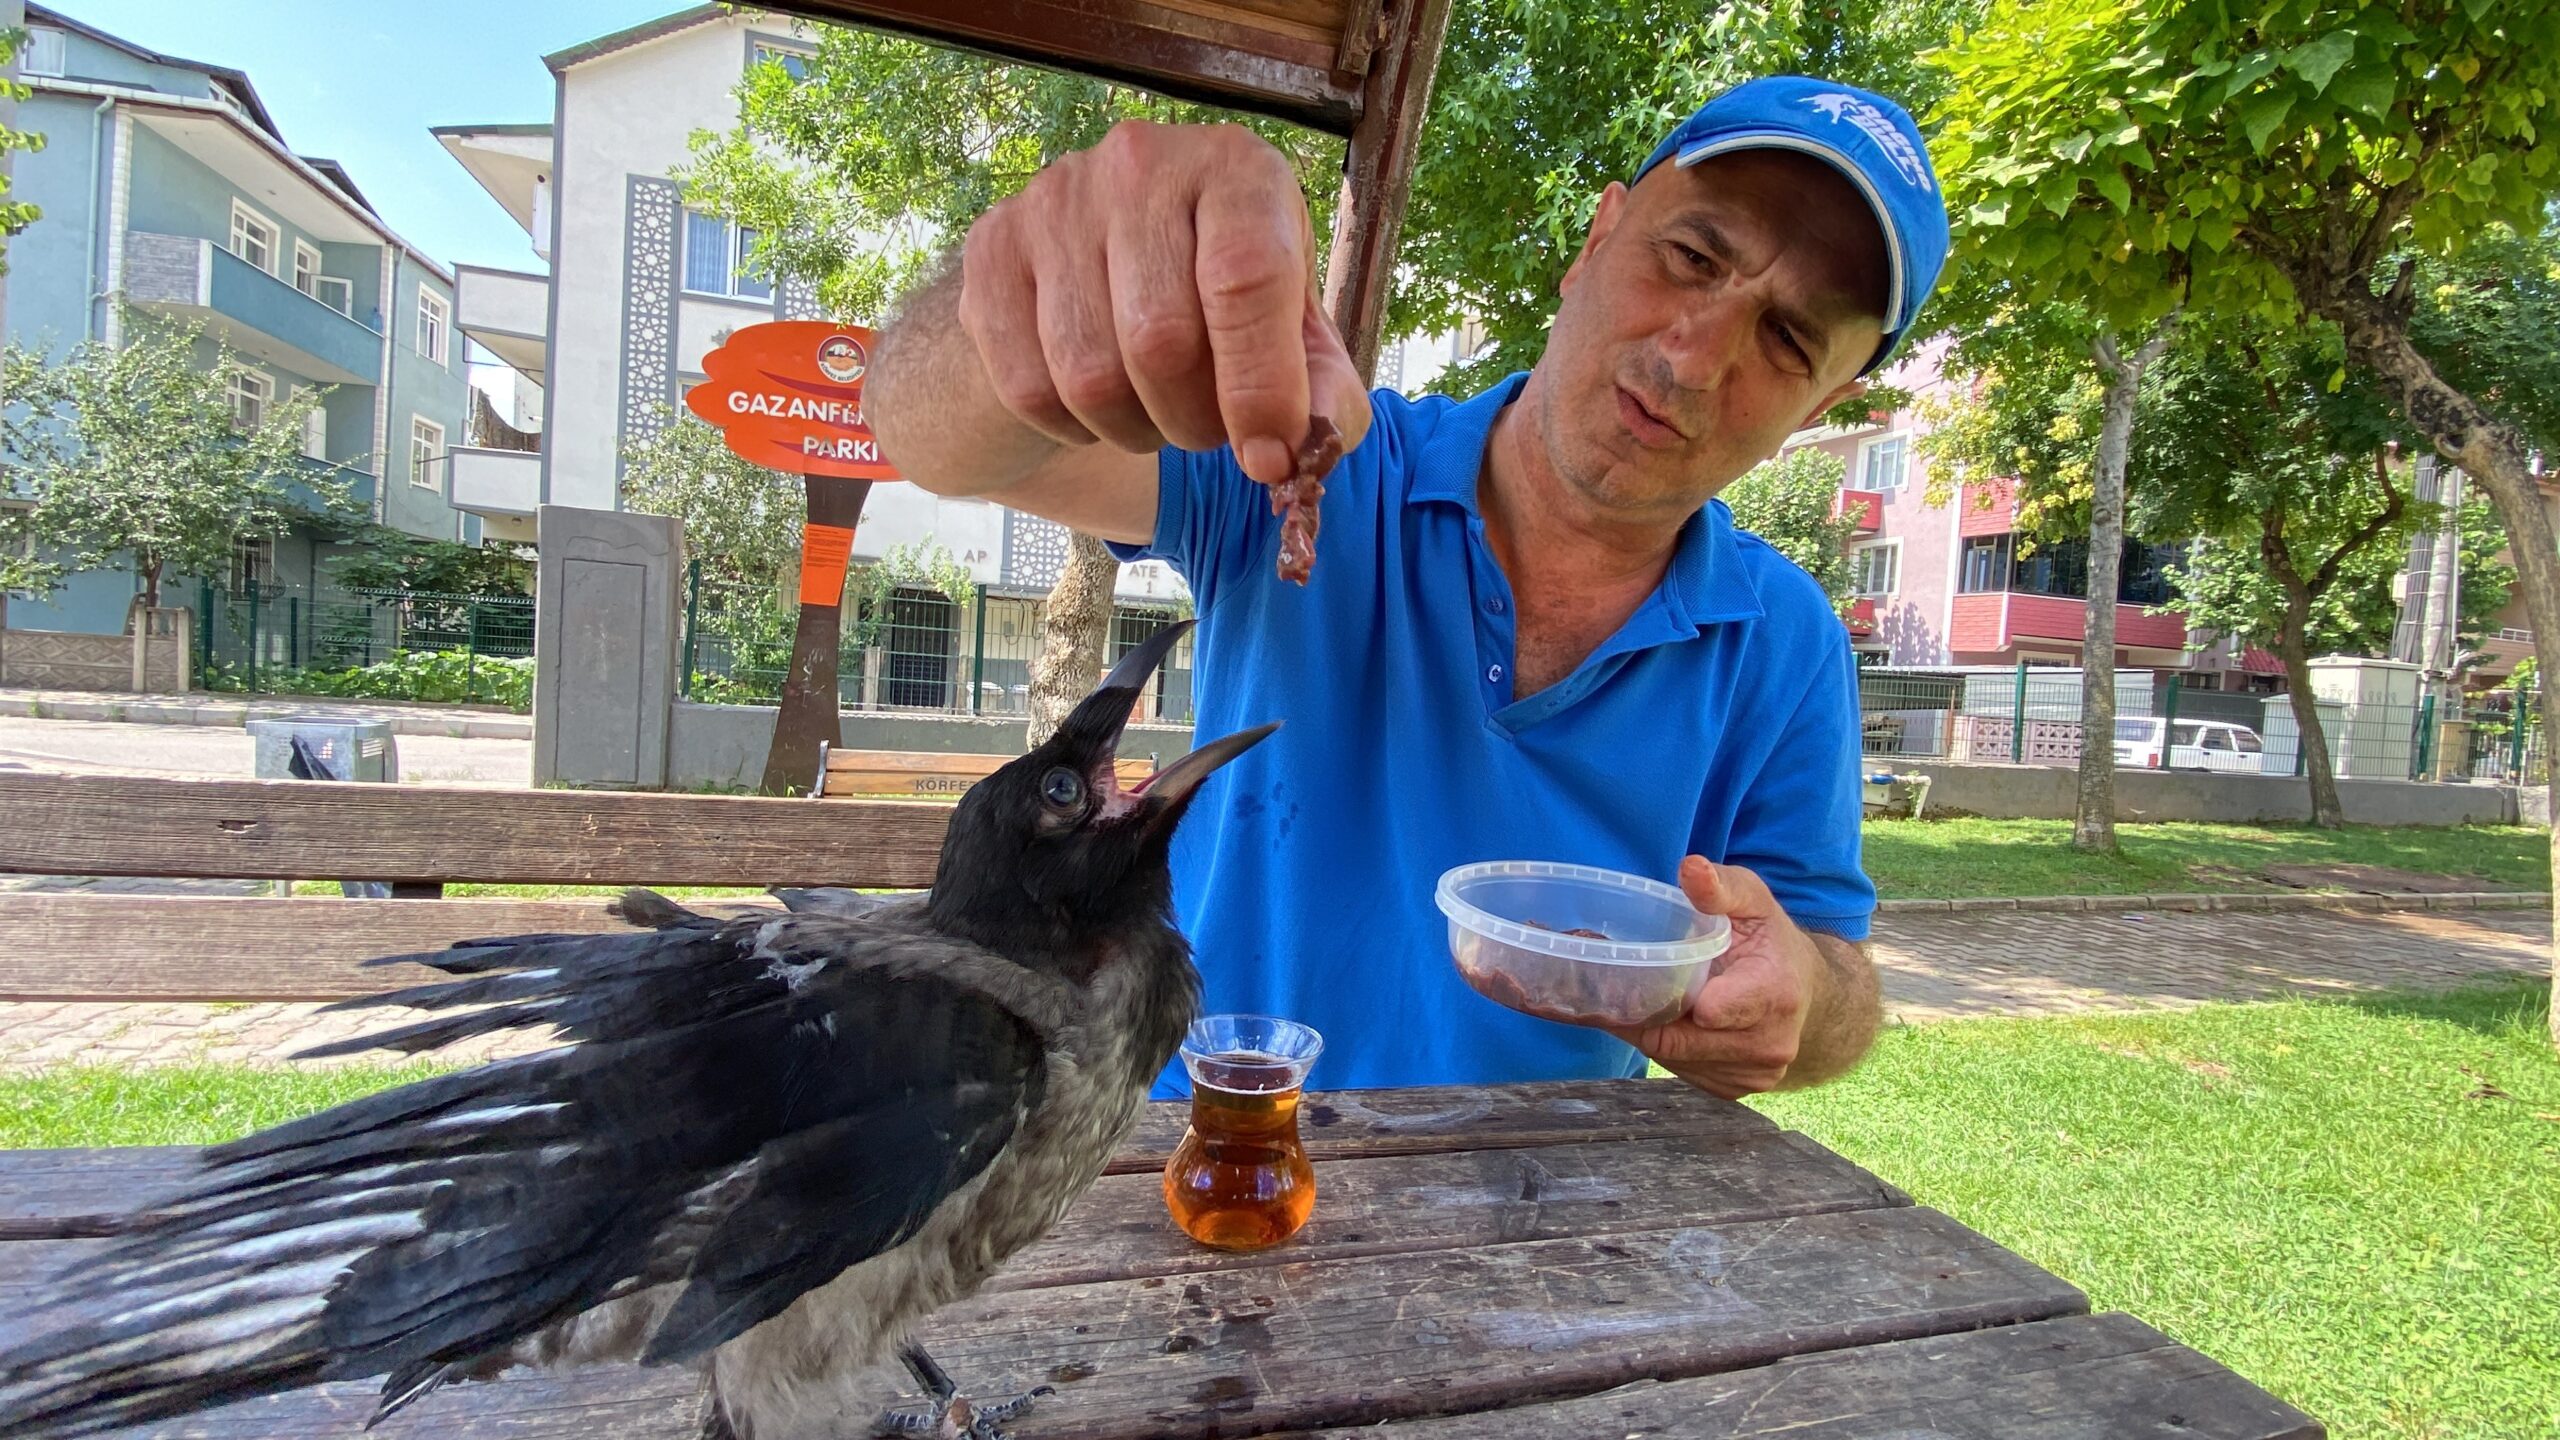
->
[1633,75,1949,375]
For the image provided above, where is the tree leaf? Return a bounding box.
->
[2331,68,2397,119]
[2450,53,2481,82]
[2283,32,2355,91]
[2055,130,2096,163]
[2095,170,2133,212]
[2239,89,2296,153]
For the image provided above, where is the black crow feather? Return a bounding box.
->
[0,620,1274,1440]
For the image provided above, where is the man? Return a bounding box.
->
[868,76,1949,1100]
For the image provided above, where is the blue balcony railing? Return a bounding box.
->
[204,244,384,384]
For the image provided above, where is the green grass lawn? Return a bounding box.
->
[1755,979,2560,1440]
[1861,817,2549,899]
[0,1063,447,1149]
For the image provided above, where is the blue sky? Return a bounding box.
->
[54,0,685,271]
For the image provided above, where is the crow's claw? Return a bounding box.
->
[876,1343,1053,1439]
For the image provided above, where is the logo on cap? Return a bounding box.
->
[1803,93,1933,193]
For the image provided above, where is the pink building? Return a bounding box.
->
[1784,346,2197,677]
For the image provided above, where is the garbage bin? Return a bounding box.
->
[246,716,400,897]
[246,715,399,783]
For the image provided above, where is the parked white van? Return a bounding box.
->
[2113,717,2266,773]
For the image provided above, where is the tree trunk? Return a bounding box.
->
[131,561,162,696]
[2274,615,2342,828]
[2077,319,2174,852]
[1023,531,1119,749]
[2291,267,2560,1046]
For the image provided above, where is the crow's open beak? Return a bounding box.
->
[1063,619,1278,823]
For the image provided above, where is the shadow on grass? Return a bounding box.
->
[2337,976,2551,1039]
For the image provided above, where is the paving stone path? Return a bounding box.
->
[0,903,2545,1071]
[1873,904,2548,1025]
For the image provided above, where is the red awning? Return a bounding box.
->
[2240,647,2285,676]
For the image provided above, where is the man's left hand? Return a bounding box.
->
[1608,856,1874,1099]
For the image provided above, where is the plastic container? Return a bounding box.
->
[1434,861,1731,1029]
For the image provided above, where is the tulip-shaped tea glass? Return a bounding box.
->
[1162,1015,1324,1251]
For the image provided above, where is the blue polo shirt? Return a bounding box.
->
[1112,374,1873,1096]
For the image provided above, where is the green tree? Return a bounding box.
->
[0,321,348,611]
[324,528,532,597]
[0,28,45,265]
[1928,0,2560,1038]
[2130,328,2417,825]
[1931,0,2224,854]
[621,405,806,592]
[680,31,1344,745]
[1721,447,1859,612]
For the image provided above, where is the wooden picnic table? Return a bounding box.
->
[0,1077,2319,1438]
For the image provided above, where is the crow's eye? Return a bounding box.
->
[1041,767,1085,810]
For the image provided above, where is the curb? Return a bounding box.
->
[0,693,532,741]
[1878,891,2550,916]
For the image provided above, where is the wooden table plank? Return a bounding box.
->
[0,773,951,888]
[1276,1312,2323,1438]
[0,895,776,1001]
[1003,1131,1902,1290]
[918,1207,2086,1439]
[1109,1078,1772,1173]
[0,1082,1772,1234]
[0,1366,707,1439]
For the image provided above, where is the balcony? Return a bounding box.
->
[446,446,541,544]
[455,265,549,385]
[1835,488,1882,533]
[123,232,384,386]
[280,457,376,518]
[1846,597,1878,638]
[1957,477,2018,538]
[1951,592,2189,656]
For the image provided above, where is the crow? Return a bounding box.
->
[0,620,1272,1440]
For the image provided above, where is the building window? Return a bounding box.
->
[230,535,273,594]
[1857,433,1909,491]
[291,386,327,462]
[1959,534,2011,594]
[228,201,279,276]
[20,27,66,78]
[293,241,324,300]
[227,367,273,430]
[416,289,451,365]
[754,41,813,81]
[1850,540,1900,597]
[682,209,774,300]
[410,417,445,489]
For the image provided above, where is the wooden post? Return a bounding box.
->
[761,476,873,795]
[1319,0,1455,384]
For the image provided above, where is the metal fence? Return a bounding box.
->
[1856,662,2541,786]
[681,564,1196,725]
[195,580,535,706]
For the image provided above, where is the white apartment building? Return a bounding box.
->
[431,4,1188,608]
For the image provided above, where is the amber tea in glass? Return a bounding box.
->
[1162,1015,1324,1251]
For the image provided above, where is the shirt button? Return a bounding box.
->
[1486,596,1507,615]
[1487,664,1504,684]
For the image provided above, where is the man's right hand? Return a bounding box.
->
[955,121,1372,487]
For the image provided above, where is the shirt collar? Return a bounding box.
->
[1406,372,1764,631]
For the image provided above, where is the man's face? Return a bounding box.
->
[1531,149,1889,516]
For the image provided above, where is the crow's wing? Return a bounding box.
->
[769,886,926,922]
[0,896,1065,1440]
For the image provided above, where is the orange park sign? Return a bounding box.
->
[683,321,902,481]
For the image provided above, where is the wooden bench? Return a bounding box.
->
[0,767,2323,1436]
[809,744,1156,800]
